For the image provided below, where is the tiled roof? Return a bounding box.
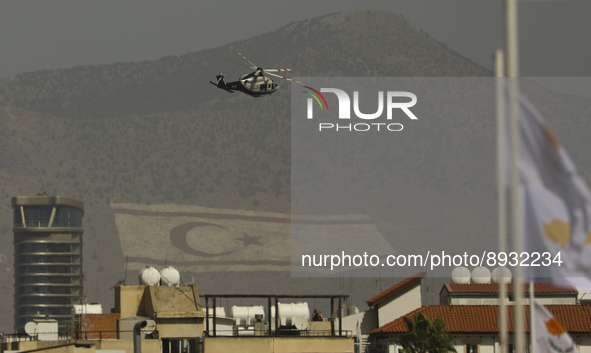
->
[371,305,591,336]
[442,283,577,294]
[366,272,426,307]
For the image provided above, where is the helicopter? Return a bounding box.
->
[210,51,303,97]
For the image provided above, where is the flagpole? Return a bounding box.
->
[505,0,525,353]
[530,281,535,353]
[495,48,508,353]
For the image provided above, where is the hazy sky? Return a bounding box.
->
[1,0,590,79]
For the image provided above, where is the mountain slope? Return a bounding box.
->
[0,10,490,120]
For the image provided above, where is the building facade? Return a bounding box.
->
[370,304,591,353]
[368,280,591,353]
[12,195,84,333]
[439,283,578,306]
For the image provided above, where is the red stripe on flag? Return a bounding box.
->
[127,256,292,266]
[111,208,373,225]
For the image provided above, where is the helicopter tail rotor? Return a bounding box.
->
[216,69,228,85]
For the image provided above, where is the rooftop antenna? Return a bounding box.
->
[109,280,124,290]
[431,272,434,304]
[124,255,128,285]
[348,271,353,306]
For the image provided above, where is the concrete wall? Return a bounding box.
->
[156,318,205,338]
[114,285,206,339]
[1,340,161,353]
[376,335,497,353]
[449,297,577,306]
[453,335,496,353]
[378,285,421,327]
[17,344,93,353]
[449,298,506,306]
[115,286,147,319]
[307,321,332,335]
[2,342,92,353]
[204,337,354,353]
[87,339,161,353]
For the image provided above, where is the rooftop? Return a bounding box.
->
[371,304,591,335]
[366,272,426,307]
[441,283,577,295]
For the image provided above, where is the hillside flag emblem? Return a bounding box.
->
[507,91,591,289]
[111,203,396,273]
[534,300,579,353]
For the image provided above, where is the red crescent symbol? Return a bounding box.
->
[169,222,236,258]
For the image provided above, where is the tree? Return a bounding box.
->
[392,312,457,353]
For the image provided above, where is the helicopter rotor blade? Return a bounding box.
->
[265,71,304,85]
[262,69,295,72]
[212,54,252,69]
[236,51,257,69]
[212,51,302,85]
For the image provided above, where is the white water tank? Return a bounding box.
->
[271,302,310,330]
[160,266,181,286]
[73,303,103,315]
[492,266,513,284]
[451,266,471,284]
[37,320,58,341]
[207,307,227,318]
[139,266,161,286]
[232,305,265,325]
[236,326,255,336]
[471,266,492,284]
[347,306,359,316]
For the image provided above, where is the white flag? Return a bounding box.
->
[534,301,579,353]
[111,203,396,273]
[508,91,591,289]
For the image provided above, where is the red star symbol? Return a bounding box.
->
[235,233,262,247]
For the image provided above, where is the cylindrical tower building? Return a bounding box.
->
[12,195,84,333]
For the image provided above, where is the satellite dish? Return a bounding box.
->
[451,266,471,284]
[471,266,492,284]
[24,321,38,336]
[492,266,513,284]
[142,320,156,335]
